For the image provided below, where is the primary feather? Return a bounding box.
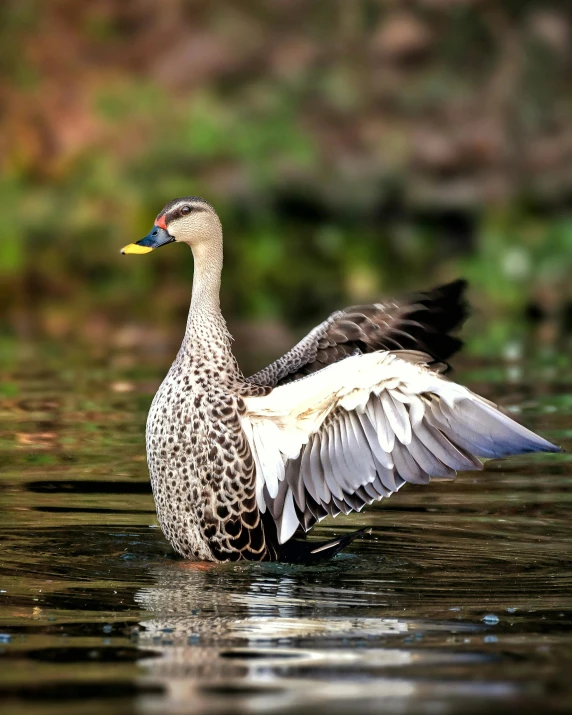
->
[247,280,468,387]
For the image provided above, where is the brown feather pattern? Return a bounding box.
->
[247,280,468,387]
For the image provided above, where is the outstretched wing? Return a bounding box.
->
[241,351,559,544]
[247,280,468,387]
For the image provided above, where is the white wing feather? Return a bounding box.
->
[240,351,557,544]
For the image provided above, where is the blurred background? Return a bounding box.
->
[2,0,572,369]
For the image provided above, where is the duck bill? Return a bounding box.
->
[121,226,175,255]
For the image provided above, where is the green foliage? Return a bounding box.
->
[461,211,572,309]
[2,1,571,355]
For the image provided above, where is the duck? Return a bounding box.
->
[121,196,560,563]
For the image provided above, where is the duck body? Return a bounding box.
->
[146,280,272,562]
[122,196,560,563]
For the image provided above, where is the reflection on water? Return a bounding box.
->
[135,560,493,715]
[0,348,571,715]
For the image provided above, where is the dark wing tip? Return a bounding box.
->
[383,278,470,366]
[526,439,562,454]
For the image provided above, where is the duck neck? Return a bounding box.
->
[181,231,237,376]
[189,238,223,322]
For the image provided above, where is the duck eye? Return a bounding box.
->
[180,205,191,216]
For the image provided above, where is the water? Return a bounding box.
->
[1,346,571,715]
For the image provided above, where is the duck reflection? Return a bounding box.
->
[134,559,516,714]
[134,559,426,714]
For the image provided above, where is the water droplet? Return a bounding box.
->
[482,614,499,625]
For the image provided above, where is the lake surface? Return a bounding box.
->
[1,345,571,715]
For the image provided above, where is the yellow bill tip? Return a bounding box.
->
[121,243,153,255]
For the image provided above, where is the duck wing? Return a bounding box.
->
[246,279,468,387]
[241,351,560,545]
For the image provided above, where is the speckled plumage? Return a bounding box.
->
[125,196,559,563]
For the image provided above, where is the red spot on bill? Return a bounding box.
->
[155,214,167,230]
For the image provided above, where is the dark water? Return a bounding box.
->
[1,347,571,715]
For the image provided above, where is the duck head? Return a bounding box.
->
[121,196,221,255]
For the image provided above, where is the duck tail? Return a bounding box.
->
[275,527,371,564]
